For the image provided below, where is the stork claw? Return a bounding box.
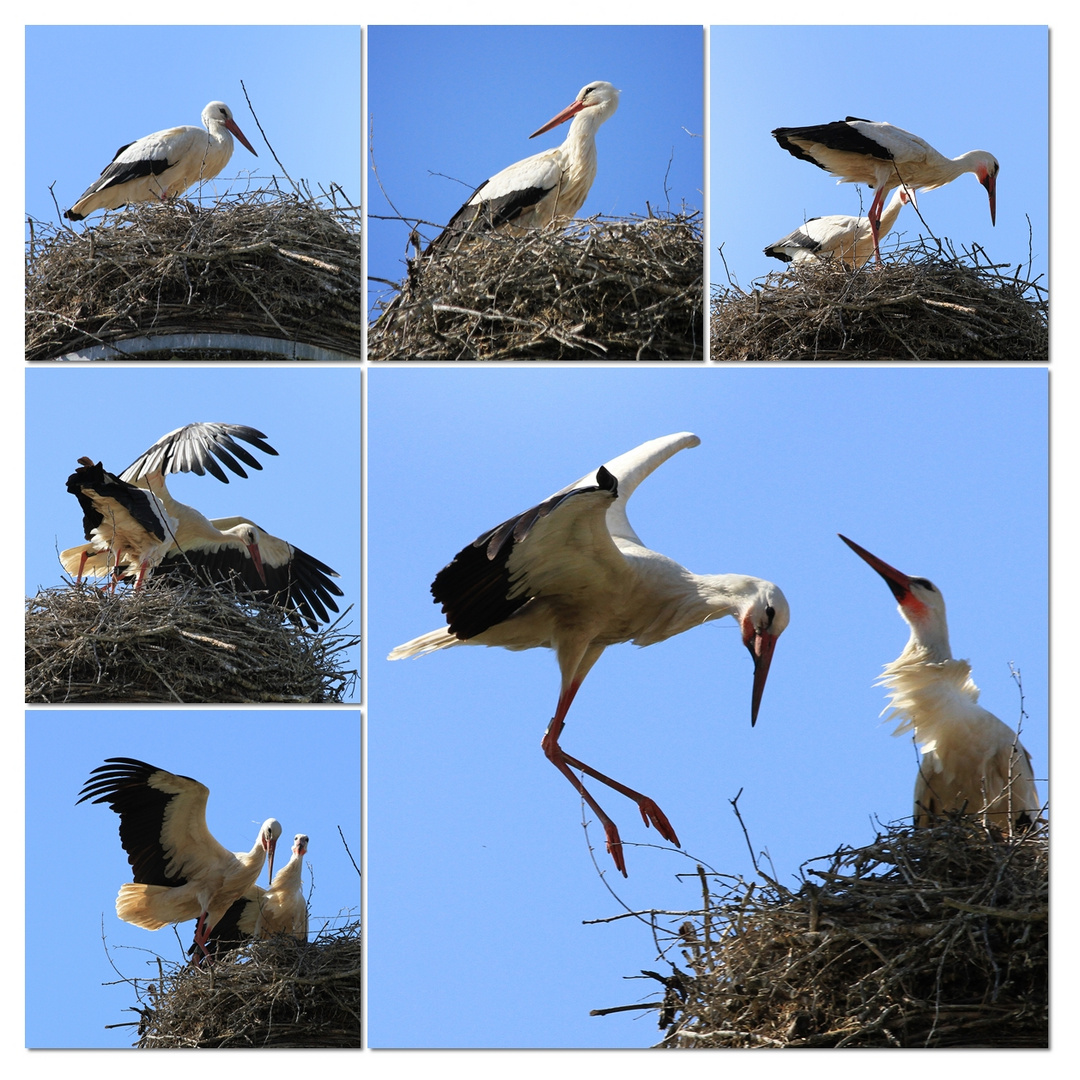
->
[636,798,680,848]
[601,821,628,877]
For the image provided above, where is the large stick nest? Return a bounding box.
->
[369,212,703,360]
[26,187,362,362]
[25,580,358,703]
[606,819,1047,1048]
[133,923,362,1048]
[711,240,1047,361]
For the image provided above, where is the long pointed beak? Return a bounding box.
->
[248,541,268,586]
[226,117,258,157]
[265,832,277,885]
[838,534,913,603]
[747,630,779,727]
[983,173,997,226]
[529,98,587,139]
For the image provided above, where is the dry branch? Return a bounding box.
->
[26,187,362,362]
[712,240,1046,362]
[26,580,358,704]
[601,819,1047,1048]
[369,212,703,361]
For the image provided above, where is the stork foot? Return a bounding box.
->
[600,820,628,877]
[635,797,681,848]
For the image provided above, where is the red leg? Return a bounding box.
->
[542,682,680,876]
[869,188,886,264]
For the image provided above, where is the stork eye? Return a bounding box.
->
[911,577,936,592]
[765,605,775,624]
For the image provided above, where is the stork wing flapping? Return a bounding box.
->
[121,422,278,486]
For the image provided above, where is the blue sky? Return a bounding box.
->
[25,367,361,699]
[25,25,360,227]
[368,366,1047,1049]
[713,26,1048,288]
[367,25,703,316]
[26,710,360,1048]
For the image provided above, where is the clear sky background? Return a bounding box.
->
[25,367,361,699]
[25,25,361,227]
[368,366,1047,1049]
[26,710,361,1048]
[367,25,704,316]
[712,26,1048,288]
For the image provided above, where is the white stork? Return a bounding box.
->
[772,117,998,262]
[764,187,910,269]
[63,457,178,588]
[839,535,1040,832]
[197,833,310,957]
[427,80,619,250]
[64,422,343,628]
[65,101,258,221]
[389,433,790,875]
[78,757,281,956]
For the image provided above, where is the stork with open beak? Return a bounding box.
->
[78,757,281,958]
[390,433,789,875]
[427,80,619,250]
[840,535,1040,832]
[772,117,998,262]
[64,101,258,221]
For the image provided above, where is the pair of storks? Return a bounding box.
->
[764,117,998,268]
[392,433,1040,876]
[63,421,342,629]
[79,757,309,959]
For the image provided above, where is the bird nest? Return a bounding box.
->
[131,922,362,1048]
[25,186,362,362]
[600,818,1048,1048]
[711,239,1047,361]
[25,579,358,704]
[369,211,703,360]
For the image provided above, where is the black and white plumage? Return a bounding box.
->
[427,80,619,250]
[63,422,343,628]
[390,433,790,875]
[64,101,258,221]
[63,457,178,587]
[77,757,281,956]
[840,536,1040,832]
[764,187,909,268]
[772,117,998,262]
[197,833,310,957]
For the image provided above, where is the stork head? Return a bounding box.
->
[739,582,790,727]
[259,818,282,883]
[293,834,310,858]
[202,100,258,157]
[839,535,952,660]
[529,80,620,139]
[223,521,269,585]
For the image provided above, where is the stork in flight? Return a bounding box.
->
[78,757,281,958]
[427,80,620,250]
[61,422,343,628]
[839,535,1040,832]
[764,187,910,269]
[771,117,998,262]
[390,433,790,875]
[197,833,310,957]
[64,101,258,221]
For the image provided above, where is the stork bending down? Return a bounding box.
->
[772,117,998,262]
[390,433,789,875]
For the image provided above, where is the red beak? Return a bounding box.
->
[838,534,913,603]
[247,541,268,586]
[226,117,258,157]
[984,172,997,226]
[745,628,779,727]
[529,98,587,139]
